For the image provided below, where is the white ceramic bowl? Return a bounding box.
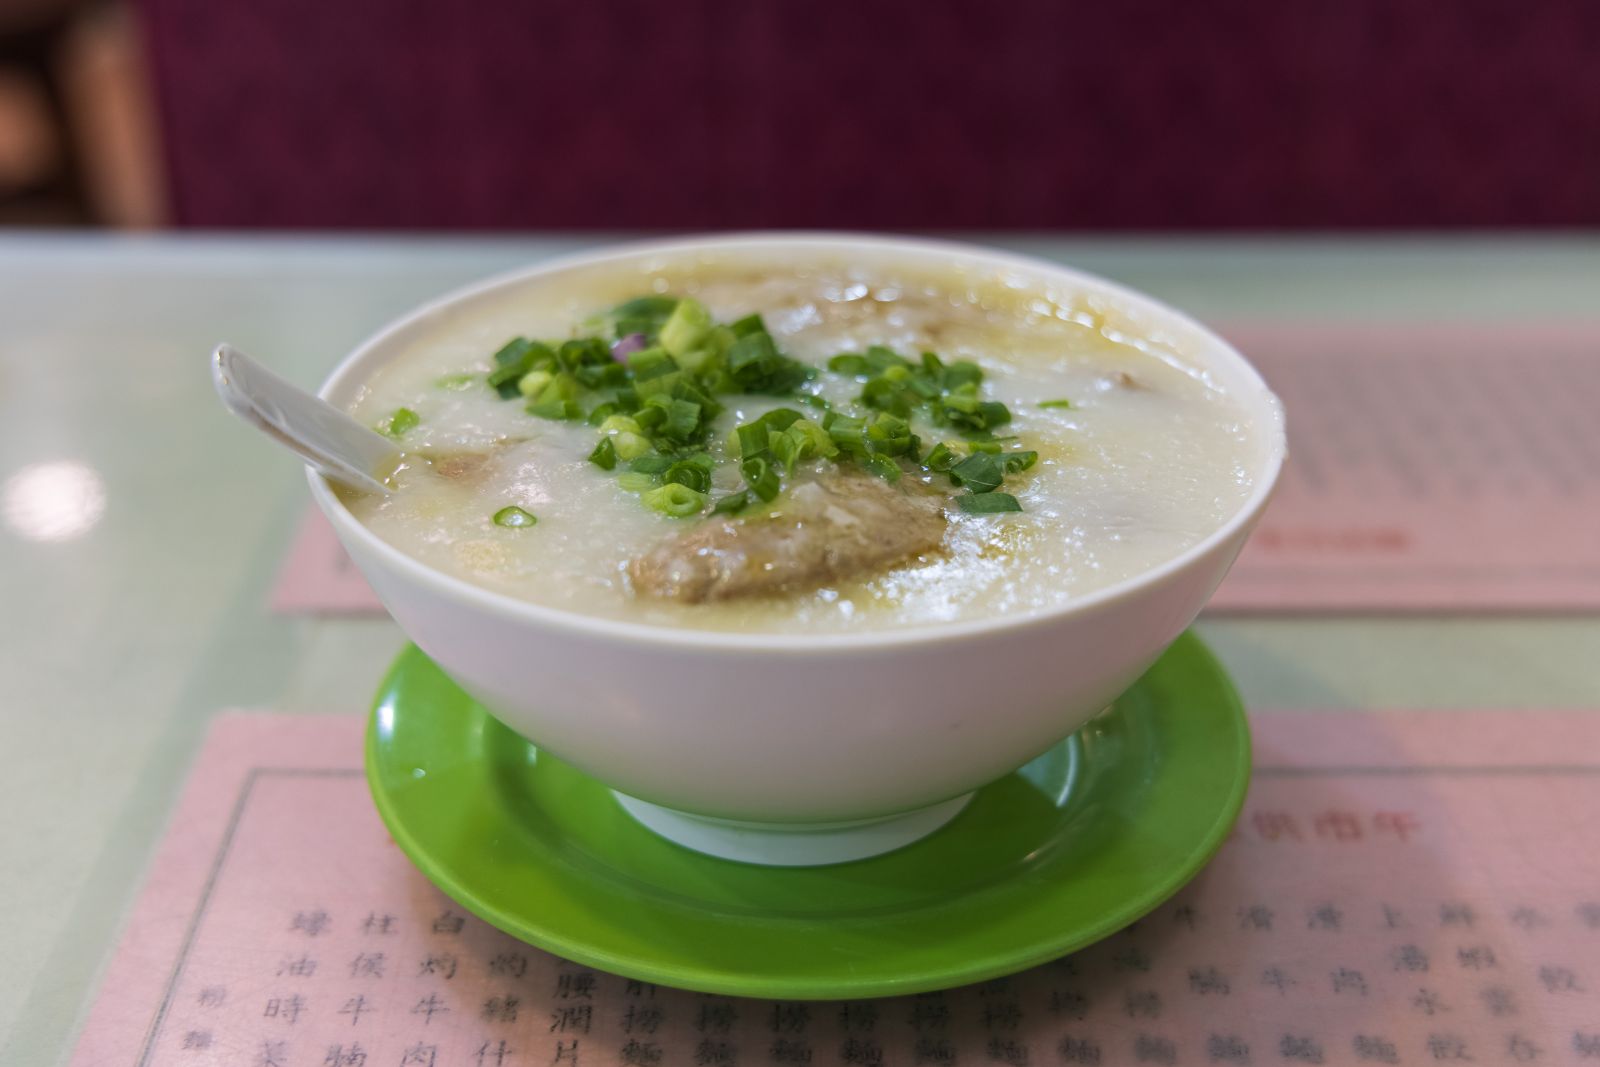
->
[311,234,1285,864]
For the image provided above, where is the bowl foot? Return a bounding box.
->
[611,791,975,866]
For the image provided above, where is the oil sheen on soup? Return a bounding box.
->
[338,255,1263,633]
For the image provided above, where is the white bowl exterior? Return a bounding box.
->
[342,522,1247,822]
[312,234,1283,824]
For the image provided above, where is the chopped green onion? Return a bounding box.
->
[633,404,666,435]
[710,490,750,516]
[380,407,420,437]
[642,482,707,518]
[659,298,714,361]
[740,455,781,501]
[612,431,652,460]
[575,362,629,389]
[828,346,912,378]
[924,442,959,472]
[435,373,476,391]
[492,505,537,527]
[864,411,914,456]
[949,451,1005,493]
[862,454,902,482]
[958,492,1022,514]
[936,390,1012,434]
[649,396,704,444]
[487,338,554,398]
[941,361,984,389]
[628,346,678,382]
[612,295,679,339]
[556,337,613,371]
[731,421,767,460]
[978,401,1013,427]
[1003,450,1039,474]
[475,306,1043,526]
[860,375,914,417]
[726,330,812,394]
[663,455,713,493]
[588,437,617,470]
[771,430,800,474]
[756,407,804,432]
[491,339,532,368]
[526,398,583,420]
[787,418,836,453]
[617,471,657,492]
[823,412,865,455]
[524,373,583,420]
[628,454,675,475]
[517,369,554,398]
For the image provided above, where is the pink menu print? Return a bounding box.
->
[270,510,384,616]
[74,710,1600,1067]
[270,320,1600,614]
[1212,322,1600,611]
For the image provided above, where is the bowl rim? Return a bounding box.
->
[309,231,1286,653]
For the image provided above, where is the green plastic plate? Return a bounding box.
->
[367,630,1250,999]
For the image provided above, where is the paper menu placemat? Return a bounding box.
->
[74,710,1600,1067]
[1209,322,1600,612]
[270,510,380,616]
[268,321,1600,616]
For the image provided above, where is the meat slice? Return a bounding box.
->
[629,470,949,603]
[431,452,492,481]
[424,440,524,483]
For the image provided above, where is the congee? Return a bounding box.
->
[339,253,1264,633]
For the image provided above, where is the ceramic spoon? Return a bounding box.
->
[211,343,399,495]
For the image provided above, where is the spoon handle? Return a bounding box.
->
[212,344,399,495]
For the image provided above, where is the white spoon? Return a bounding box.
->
[211,343,400,495]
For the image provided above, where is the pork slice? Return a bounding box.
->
[629,470,948,603]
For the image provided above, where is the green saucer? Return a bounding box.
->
[366,631,1250,999]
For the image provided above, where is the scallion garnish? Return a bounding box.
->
[740,454,781,501]
[474,305,1044,520]
[1003,450,1039,474]
[617,471,657,492]
[487,338,555,398]
[958,492,1022,514]
[492,505,537,527]
[1038,398,1073,409]
[861,454,902,482]
[628,453,675,477]
[948,451,1005,493]
[588,436,617,470]
[516,369,554,398]
[642,482,707,518]
[435,373,476,391]
[611,295,679,340]
[710,490,750,516]
[380,407,420,437]
[923,442,959,473]
[663,454,714,494]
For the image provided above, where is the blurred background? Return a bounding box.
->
[1,0,1596,230]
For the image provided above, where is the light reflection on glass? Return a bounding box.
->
[2,460,106,542]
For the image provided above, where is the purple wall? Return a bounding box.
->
[137,0,1600,229]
